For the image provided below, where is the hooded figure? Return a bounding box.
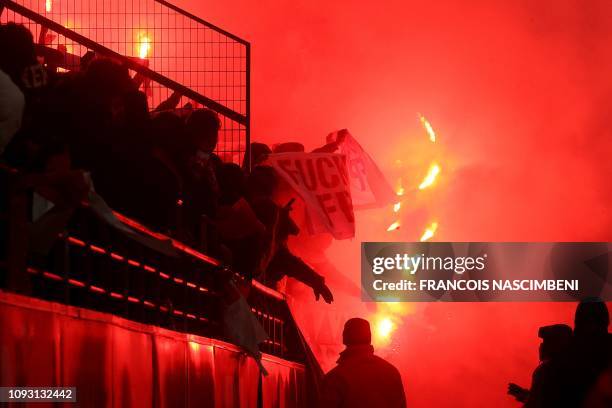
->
[319,318,407,408]
[522,324,573,408]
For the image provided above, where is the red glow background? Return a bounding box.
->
[174,1,611,406]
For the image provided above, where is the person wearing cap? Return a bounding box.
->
[319,318,406,408]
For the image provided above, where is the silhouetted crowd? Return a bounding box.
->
[508,299,612,408]
[0,22,333,302]
[320,301,611,408]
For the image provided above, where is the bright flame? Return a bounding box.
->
[393,202,401,213]
[376,318,394,339]
[45,0,52,12]
[419,114,436,143]
[189,341,200,352]
[371,302,413,347]
[420,221,438,242]
[418,163,441,190]
[138,34,151,59]
[387,221,400,232]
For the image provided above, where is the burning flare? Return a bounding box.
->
[371,302,412,348]
[45,0,52,13]
[420,221,438,242]
[376,318,394,340]
[138,34,151,59]
[419,114,436,143]
[418,163,440,190]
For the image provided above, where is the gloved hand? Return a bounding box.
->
[313,282,334,303]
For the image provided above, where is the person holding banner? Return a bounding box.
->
[245,165,334,303]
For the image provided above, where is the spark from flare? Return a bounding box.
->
[418,163,441,190]
[419,114,436,143]
[396,178,405,196]
[387,221,401,232]
[45,0,52,12]
[389,179,403,227]
[387,115,443,238]
[420,221,438,242]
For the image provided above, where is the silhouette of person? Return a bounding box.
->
[508,298,612,408]
[320,318,406,408]
[508,324,573,407]
[565,298,612,407]
[245,165,334,302]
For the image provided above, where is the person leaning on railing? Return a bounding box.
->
[245,165,334,303]
[210,160,333,302]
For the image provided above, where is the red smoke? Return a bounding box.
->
[175,1,611,406]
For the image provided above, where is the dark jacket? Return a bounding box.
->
[320,344,406,408]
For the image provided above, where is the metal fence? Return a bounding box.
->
[0,167,305,361]
[0,0,250,166]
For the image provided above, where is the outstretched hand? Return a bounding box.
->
[507,383,529,402]
[314,283,334,303]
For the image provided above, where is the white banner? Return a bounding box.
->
[265,152,355,239]
[327,130,396,209]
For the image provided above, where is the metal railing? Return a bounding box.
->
[0,167,306,362]
[0,0,250,166]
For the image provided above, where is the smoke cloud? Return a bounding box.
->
[176,1,611,406]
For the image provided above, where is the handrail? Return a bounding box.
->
[2,211,293,360]
[0,0,247,126]
[0,161,282,300]
[154,0,249,45]
[112,209,285,301]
